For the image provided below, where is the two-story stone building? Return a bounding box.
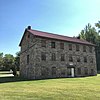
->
[19,26,97,79]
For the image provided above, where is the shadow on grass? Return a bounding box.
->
[0,76,30,84]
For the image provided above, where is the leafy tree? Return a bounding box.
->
[0,52,3,70]
[14,51,20,71]
[3,54,15,70]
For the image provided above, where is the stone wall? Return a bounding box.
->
[20,32,97,79]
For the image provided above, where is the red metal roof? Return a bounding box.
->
[27,29,95,46]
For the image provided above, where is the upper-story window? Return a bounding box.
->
[89,46,92,53]
[90,57,93,63]
[76,44,79,51]
[69,55,73,62]
[77,57,80,62]
[83,45,86,52]
[60,42,64,49]
[27,55,29,64]
[28,34,30,38]
[69,44,72,50]
[61,54,65,61]
[51,42,55,48]
[41,52,46,61]
[84,57,87,63]
[51,53,56,61]
[41,39,46,47]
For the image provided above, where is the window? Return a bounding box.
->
[52,67,56,76]
[76,44,79,51]
[77,68,81,75]
[61,70,65,76]
[26,34,30,41]
[28,34,30,38]
[90,57,93,63]
[41,67,49,77]
[89,46,92,53]
[69,55,73,62]
[83,45,86,52]
[90,69,94,75]
[84,57,87,63]
[51,42,55,48]
[60,42,64,49]
[77,57,80,62]
[84,67,88,75]
[61,54,65,61]
[69,44,72,50]
[27,55,29,64]
[51,53,56,61]
[41,52,46,61]
[41,39,46,47]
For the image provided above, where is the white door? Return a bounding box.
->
[71,68,75,77]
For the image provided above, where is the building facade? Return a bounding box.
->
[19,26,97,79]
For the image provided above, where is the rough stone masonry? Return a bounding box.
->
[19,26,97,79]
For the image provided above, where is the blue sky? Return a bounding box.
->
[0,0,100,56]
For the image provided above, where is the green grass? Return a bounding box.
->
[0,72,100,100]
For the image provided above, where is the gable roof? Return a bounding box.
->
[19,28,95,46]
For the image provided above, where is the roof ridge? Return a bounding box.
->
[28,29,90,42]
[27,29,95,46]
[28,29,74,38]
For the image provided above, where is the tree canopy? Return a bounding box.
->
[79,21,100,72]
[0,52,20,71]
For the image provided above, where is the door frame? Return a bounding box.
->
[67,67,75,77]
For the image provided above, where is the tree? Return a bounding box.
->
[0,52,3,70]
[95,21,100,33]
[3,54,15,70]
[14,51,20,71]
[79,23,100,72]
[80,23,99,44]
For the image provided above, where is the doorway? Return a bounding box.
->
[67,67,75,77]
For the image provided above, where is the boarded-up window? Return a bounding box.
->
[90,57,93,63]
[28,34,30,38]
[76,44,79,51]
[69,55,73,62]
[89,46,92,53]
[41,67,48,78]
[51,42,55,48]
[27,55,29,64]
[52,67,56,76]
[77,57,80,62]
[61,69,65,76]
[84,67,88,75]
[69,44,72,50]
[90,69,94,75]
[83,45,86,52]
[51,53,56,61]
[61,54,65,61]
[41,39,46,47]
[41,52,46,61]
[77,68,81,75]
[60,42,64,49]
[84,57,87,63]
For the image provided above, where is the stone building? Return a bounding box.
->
[19,26,97,79]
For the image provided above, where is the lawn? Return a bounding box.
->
[0,72,100,100]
